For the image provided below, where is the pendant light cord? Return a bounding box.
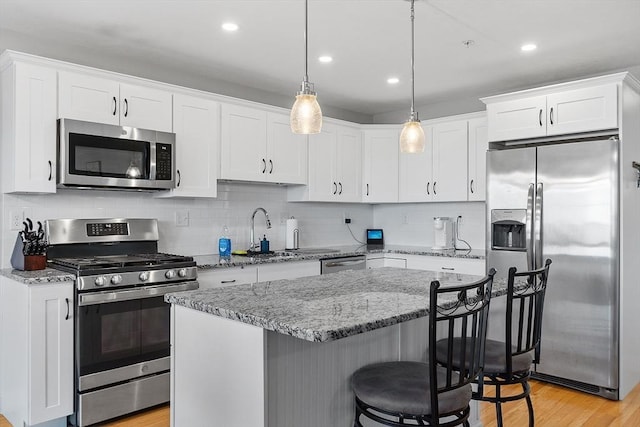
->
[304,0,309,84]
[410,0,416,118]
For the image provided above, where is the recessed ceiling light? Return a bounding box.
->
[387,77,400,84]
[521,43,537,52]
[318,56,333,63]
[222,22,239,32]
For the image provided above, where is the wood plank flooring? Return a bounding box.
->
[1,380,639,426]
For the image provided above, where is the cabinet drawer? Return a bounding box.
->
[404,255,485,276]
[198,266,258,289]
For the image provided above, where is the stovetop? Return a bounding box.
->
[49,252,196,276]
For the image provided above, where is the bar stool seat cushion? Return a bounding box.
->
[351,361,472,415]
[435,338,533,375]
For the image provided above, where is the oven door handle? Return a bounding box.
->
[78,281,199,306]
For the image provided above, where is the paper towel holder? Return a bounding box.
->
[285,216,300,250]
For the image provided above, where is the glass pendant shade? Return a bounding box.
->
[399,119,425,153]
[291,93,322,134]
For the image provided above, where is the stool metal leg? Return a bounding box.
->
[495,385,504,427]
[523,382,535,427]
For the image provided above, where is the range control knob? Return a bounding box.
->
[165,269,176,279]
[139,271,150,282]
[111,274,123,285]
[178,268,188,278]
[94,276,107,287]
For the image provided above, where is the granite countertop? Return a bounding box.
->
[195,244,486,270]
[166,267,507,343]
[0,267,76,285]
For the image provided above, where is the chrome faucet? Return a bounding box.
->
[250,207,272,251]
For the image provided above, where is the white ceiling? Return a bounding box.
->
[1,0,640,119]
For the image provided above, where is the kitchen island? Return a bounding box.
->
[166,267,504,427]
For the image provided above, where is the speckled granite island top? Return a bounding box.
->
[166,267,507,343]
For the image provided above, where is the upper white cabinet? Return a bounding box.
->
[431,120,468,202]
[1,61,57,193]
[220,104,307,184]
[362,128,399,203]
[398,125,433,202]
[290,122,361,202]
[58,71,173,132]
[158,93,219,198]
[485,83,618,142]
[1,278,74,427]
[467,117,488,201]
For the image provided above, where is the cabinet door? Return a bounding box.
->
[258,261,320,281]
[362,129,399,203]
[29,283,74,424]
[166,94,219,198]
[432,120,468,202]
[487,95,547,142]
[220,104,268,181]
[336,126,362,202]
[58,71,120,125]
[399,125,433,202]
[547,84,618,136]
[120,83,173,132]
[405,255,485,276]
[197,266,259,289]
[467,117,488,201]
[3,63,57,193]
[307,125,338,201]
[266,113,308,184]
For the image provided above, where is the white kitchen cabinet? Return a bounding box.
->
[486,84,618,142]
[293,122,362,202]
[1,61,57,193]
[58,71,173,132]
[467,117,488,201]
[403,254,485,276]
[220,104,307,184]
[398,125,434,202]
[362,128,399,203]
[258,260,320,281]
[0,278,74,427]
[367,255,407,269]
[431,120,469,202]
[157,94,219,198]
[197,265,259,289]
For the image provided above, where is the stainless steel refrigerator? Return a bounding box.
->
[486,136,619,400]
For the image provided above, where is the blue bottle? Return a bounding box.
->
[260,235,269,253]
[218,225,231,258]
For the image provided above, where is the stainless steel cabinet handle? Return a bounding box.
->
[78,281,199,305]
[470,179,474,194]
[262,159,267,173]
[433,182,437,195]
[549,107,554,125]
[176,170,181,187]
[333,182,337,195]
[441,267,455,271]
[124,98,129,117]
[539,109,543,127]
[65,297,70,320]
[269,159,273,174]
[112,96,117,116]
[220,279,236,284]
[338,182,343,195]
[48,160,52,181]
[426,182,430,195]
[366,183,369,196]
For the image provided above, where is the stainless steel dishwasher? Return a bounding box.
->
[320,255,366,274]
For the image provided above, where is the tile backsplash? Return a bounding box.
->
[1,183,487,268]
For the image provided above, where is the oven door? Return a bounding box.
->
[76,281,197,391]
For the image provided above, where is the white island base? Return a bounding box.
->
[170,304,482,427]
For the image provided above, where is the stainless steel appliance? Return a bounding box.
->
[57,118,176,190]
[46,218,199,426]
[486,135,619,399]
[320,255,366,274]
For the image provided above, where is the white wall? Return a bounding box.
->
[1,183,373,268]
[373,201,486,250]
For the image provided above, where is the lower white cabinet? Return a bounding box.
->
[366,255,407,269]
[197,260,321,289]
[257,261,320,281]
[0,278,74,427]
[404,254,485,276]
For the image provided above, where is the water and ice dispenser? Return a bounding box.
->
[491,210,527,251]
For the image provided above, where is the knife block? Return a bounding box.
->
[10,234,47,271]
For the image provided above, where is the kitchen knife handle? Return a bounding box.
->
[539,109,543,127]
[65,298,70,320]
[262,159,267,173]
[124,99,129,117]
[470,179,474,194]
[333,182,337,195]
[549,107,554,125]
[338,182,343,195]
[269,159,273,174]
[112,96,117,116]
[176,170,181,187]
[48,160,53,181]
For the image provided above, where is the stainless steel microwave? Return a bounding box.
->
[57,118,176,191]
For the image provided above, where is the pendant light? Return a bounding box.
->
[399,0,425,153]
[290,0,322,134]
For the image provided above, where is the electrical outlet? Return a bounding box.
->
[402,213,409,224]
[175,211,190,227]
[9,211,23,231]
[343,212,351,224]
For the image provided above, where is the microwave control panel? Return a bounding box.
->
[155,143,173,180]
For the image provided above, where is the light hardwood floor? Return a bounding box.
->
[1,380,639,426]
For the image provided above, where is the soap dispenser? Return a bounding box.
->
[260,234,270,253]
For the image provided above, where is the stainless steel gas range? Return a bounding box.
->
[46,218,199,427]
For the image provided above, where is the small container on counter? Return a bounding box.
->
[260,235,270,253]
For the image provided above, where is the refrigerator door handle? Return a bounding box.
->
[526,183,535,270]
[535,182,544,269]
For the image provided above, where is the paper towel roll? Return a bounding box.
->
[285,218,299,249]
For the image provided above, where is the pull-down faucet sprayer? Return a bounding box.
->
[250,207,271,251]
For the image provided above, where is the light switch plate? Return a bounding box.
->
[175,211,190,227]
